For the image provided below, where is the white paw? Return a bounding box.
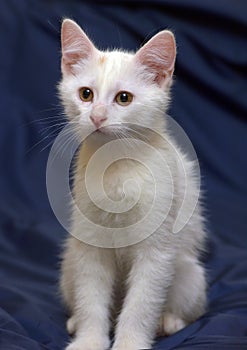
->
[158,312,187,336]
[112,345,141,350]
[65,335,110,350]
[66,316,77,335]
[112,338,150,350]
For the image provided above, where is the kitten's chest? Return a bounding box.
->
[74,156,172,227]
[71,148,175,247]
[103,159,153,202]
[76,159,154,210]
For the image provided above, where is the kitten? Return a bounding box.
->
[59,19,207,350]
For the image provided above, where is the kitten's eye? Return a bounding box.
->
[115,91,133,106]
[79,87,94,102]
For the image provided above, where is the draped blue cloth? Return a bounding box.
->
[0,1,246,349]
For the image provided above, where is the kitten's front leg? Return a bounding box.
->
[112,247,174,350]
[66,244,115,350]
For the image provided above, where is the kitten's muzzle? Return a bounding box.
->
[90,115,107,129]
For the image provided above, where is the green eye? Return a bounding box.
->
[79,87,94,102]
[115,91,133,106]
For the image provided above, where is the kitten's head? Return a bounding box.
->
[59,19,176,139]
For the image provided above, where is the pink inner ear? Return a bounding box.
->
[136,31,176,87]
[61,19,95,74]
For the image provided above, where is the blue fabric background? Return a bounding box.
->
[0,1,247,349]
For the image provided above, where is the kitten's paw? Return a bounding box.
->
[65,336,110,350]
[112,345,141,350]
[66,316,77,335]
[158,312,187,336]
[112,338,149,350]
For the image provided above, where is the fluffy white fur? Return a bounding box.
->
[59,19,207,350]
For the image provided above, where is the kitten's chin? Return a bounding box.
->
[84,126,117,148]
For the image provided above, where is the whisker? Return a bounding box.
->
[49,124,82,162]
[21,114,67,128]
[40,122,68,135]
[121,125,150,142]
[24,108,87,154]
[25,132,57,155]
[40,139,58,153]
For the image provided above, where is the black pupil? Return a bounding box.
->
[120,93,128,103]
[83,89,91,99]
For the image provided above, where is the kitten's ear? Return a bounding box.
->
[135,30,176,88]
[61,19,96,75]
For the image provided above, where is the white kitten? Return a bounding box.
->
[59,19,207,350]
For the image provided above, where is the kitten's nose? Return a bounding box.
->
[90,115,107,129]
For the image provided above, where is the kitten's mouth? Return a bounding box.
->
[92,124,147,140]
[95,127,108,135]
[94,126,116,136]
[88,124,152,146]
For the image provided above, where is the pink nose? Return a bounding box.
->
[90,115,107,128]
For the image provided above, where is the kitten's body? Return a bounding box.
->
[59,20,206,350]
